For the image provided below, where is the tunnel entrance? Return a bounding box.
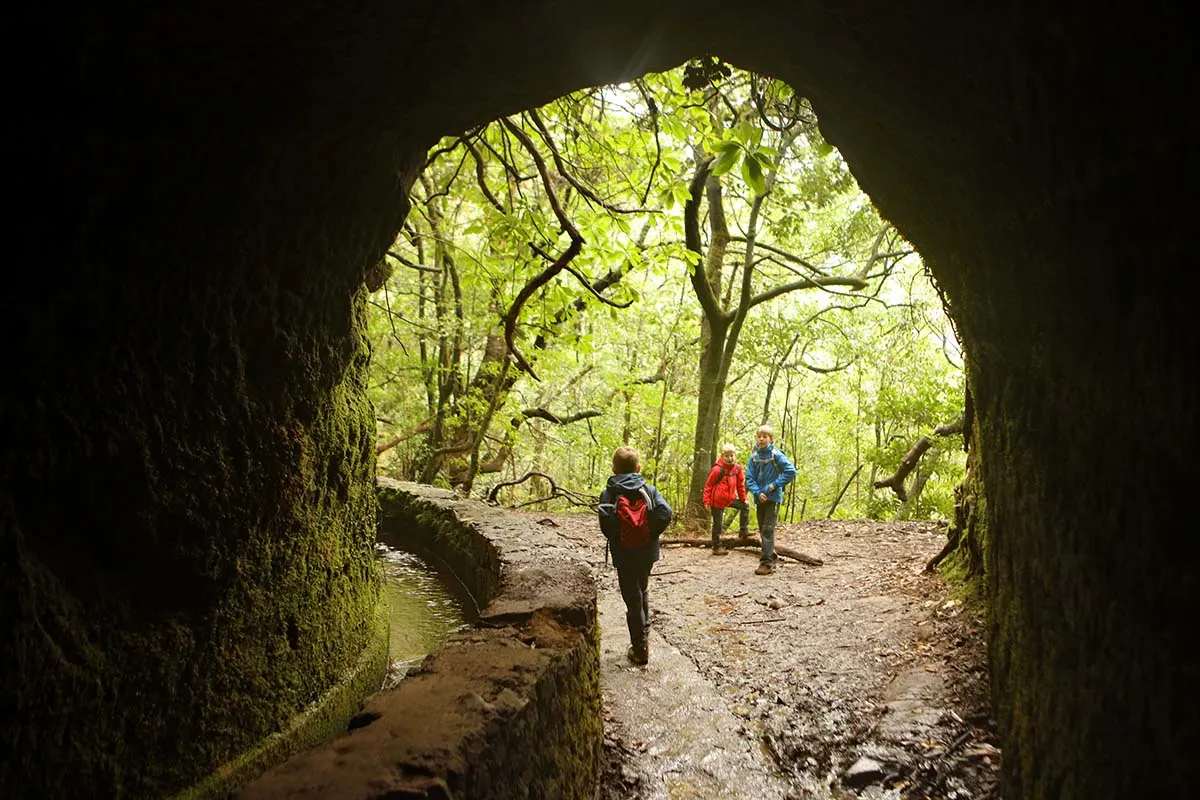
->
[6,3,1194,798]
[369,64,966,529]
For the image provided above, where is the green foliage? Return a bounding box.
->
[365,65,965,521]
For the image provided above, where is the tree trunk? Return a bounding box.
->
[928,392,984,581]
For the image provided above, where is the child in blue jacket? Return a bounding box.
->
[745,425,797,575]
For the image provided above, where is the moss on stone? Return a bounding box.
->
[1,284,386,797]
[173,598,389,800]
[377,481,502,607]
[237,482,603,799]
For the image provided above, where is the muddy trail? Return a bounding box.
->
[523,513,1001,800]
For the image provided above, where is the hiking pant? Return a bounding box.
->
[755,499,779,565]
[710,501,750,546]
[616,561,652,648]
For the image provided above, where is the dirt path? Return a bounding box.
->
[524,513,1001,800]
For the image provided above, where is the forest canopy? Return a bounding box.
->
[366,62,964,522]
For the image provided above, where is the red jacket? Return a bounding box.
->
[703,460,746,508]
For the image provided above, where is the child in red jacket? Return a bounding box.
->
[702,443,750,555]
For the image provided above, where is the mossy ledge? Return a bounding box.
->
[172,600,389,800]
[235,479,603,799]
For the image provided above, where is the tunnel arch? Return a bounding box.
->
[4,2,1194,798]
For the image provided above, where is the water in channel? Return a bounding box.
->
[376,542,472,682]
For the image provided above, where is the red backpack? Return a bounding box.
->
[615,488,653,548]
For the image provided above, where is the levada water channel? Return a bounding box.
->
[375,537,474,686]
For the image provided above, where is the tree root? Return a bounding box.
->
[659,535,824,566]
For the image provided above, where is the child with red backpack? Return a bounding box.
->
[598,445,673,666]
[702,443,750,555]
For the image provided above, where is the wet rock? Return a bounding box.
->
[843,756,886,788]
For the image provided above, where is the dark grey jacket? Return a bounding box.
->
[598,472,673,568]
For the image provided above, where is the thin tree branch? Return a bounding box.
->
[385,251,440,272]
[526,108,653,214]
[728,236,825,276]
[748,275,869,308]
[498,117,586,379]
[376,416,436,454]
[486,471,597,507]
[874,417,965,501]
[528,244,634,309]
[827,464,864,518]
[465,139,507,213]
[519,408,603,425]
[633,78,663,206]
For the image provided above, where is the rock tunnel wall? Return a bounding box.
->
[3,2,1195,798]
[236,480,602,799]
[0,245,390,796]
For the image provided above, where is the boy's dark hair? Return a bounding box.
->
[612,445,640,474]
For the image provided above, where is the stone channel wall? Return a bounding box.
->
[236,479,602,799]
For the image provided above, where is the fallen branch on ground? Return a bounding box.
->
[659,535,823,566]
[485,470,596,508]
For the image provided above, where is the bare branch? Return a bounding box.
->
[873,417,965,501]
[386,251,439,273]
[423,135,467,170]
[528,244,633,309]
[498,118,586,379]
[465,139,506,213]
[729,236,825,276]
[748,275,868,308]
[519,408,603,425]
[661,536,823,565]
[827,464,864,518]
[633,78,663,206]
[797,356,854,374]
[376,416,436,454]
[486,470,597,508]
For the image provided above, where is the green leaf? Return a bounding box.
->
[712,145,741,176]
[742,155,766,195]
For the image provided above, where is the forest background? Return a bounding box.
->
[366,61,966,524]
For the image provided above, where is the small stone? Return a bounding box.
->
[843,756,886,788]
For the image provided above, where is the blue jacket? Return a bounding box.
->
[598,472,673,567]
[745,443,797,504]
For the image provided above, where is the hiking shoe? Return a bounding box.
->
[754,562,774,576]
[738,529,751,538]
[627,644,649,666]
[712,546,729,556]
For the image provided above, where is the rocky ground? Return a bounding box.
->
[522,512,1001,800]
